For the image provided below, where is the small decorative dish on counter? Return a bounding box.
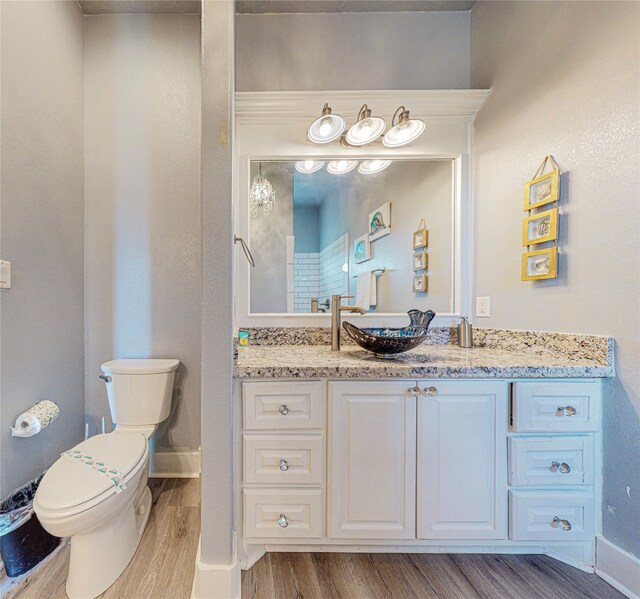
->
[342,309,436,358]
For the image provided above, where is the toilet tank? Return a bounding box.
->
[100,359,179,426]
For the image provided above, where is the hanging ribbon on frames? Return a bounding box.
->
[527,155,560,252]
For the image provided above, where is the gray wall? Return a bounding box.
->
[200,0,235,569]
[236,11,470,91]
[249,162,293,313]
[471,0,640,557]
[84,14,201,449]
[0,0,85,495]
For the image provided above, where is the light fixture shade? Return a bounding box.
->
[307,103,346,144]
[295,160,325,174]
[327,160,358,174]
[249,163,276,218]
[345,104,386,146]
[358,159,392,175]
[383,106,425,147]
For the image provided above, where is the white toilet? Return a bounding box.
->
[34,358,179,599]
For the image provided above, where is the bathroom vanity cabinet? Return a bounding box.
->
[237,377,602,571]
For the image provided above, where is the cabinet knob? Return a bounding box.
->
[279,459,289,472]
[279,404,290,416]
[550,461,571,474]
[424,386,438,396]
[278,513,289,528]
[556,405,577,417]
[407,386,421,397]
[552,516,572,531]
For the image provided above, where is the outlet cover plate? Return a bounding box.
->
[0,261,11,289]
[476,296,491,318]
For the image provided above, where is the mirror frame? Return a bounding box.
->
[234,90,490,329]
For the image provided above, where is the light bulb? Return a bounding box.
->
[318,119,332,135]
[307,104,346,144]
[327,160,358,174]
[358,159,392,174]
[295,160,325,174]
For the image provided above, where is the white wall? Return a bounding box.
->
[236,11,470,91]
[471,0,640,558]
[84,14,201,449]
[0,0,85,495]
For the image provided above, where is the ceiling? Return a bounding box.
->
[78,0,476,15]
[237,1,477,13]
[78,1,200,15]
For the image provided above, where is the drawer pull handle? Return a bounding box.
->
[552,516,572,531]
[556,405,577,417]
[279,459,289,471]
[550,461,571,474]
[424,386,438,397]
[279,404,290,416]
[407,386,421,397]
[278,513,289,528]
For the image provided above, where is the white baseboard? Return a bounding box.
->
[595,536,640,599]
[191,534,241,599]
[149,447,201,478]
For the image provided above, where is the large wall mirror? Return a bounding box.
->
[248,158,455,316]
[235,89,487,326]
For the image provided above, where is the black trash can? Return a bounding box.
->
[0,474,60,577]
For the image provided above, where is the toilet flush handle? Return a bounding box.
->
[99,374,112,383]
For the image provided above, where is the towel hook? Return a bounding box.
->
[234,235,255,267]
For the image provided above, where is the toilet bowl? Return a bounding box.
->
[34,358,179,599]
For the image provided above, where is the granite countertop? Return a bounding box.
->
[234,341,614,379]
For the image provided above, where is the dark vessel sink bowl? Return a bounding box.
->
[342,309,436,358]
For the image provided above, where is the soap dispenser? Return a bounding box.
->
[458,317,473,348]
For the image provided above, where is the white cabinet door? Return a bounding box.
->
[328,381,417,540]
[419,381,508,540]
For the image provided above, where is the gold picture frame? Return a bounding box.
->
[413,273,428,292]
[522,247,558,281]
[413,250,428,271]
[522,207,559,246]
[524,169,559,210]
[413,227,428,250]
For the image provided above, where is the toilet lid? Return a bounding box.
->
[36,433,147,513]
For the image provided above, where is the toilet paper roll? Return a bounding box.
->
[10,400,59,438]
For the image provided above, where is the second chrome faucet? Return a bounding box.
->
[331,294,366,351]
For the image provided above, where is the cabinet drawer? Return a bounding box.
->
[509,436,594,486]
[243,489,322,539]
[243,434,323,485]
[509,490,594,541]
[243,382,323,430]
[512,382,600,432]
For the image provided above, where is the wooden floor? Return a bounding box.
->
[2,478,622,599]
[3,478,200,599]
[241,552,624,599]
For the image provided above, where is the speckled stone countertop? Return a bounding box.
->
[234,337,615,379]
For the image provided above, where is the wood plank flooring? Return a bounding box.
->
[2,478,200,599]
[2,478,622,599]
[241,552,625,599]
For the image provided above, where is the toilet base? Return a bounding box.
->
[65,486,152,599]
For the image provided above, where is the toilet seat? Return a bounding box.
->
[35,432,148,519]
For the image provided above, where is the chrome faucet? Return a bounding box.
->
[331,294,366,351]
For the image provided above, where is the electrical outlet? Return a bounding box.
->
[0,260,11,289]
[476,296,491,318]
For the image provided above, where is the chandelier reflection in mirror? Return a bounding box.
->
[249,163,276,218]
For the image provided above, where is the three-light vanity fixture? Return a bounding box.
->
[307,103,425,147]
